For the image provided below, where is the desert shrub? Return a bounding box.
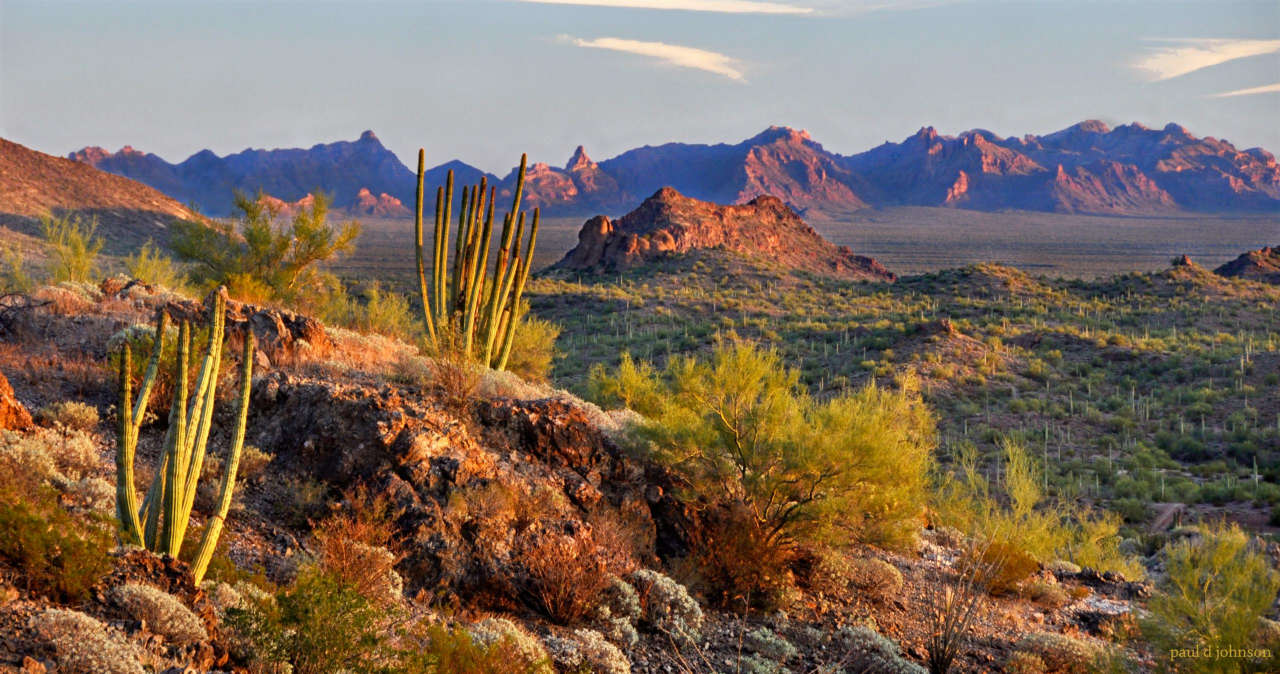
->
[515,520,636,625]
[923,547,998,674]
[934,441,1141,580]
[402,622,552,674]
[1004,651,1047,674]
[592,340,934,554]
[111,583,208,645]
[28,609,143,674]
[502,310,561,383]
[745,626,798,662]
[225,564,397,674]
[1045,559,1081,575]
[467,617,552,671]
[125,240,186,290]
[1,247,36,292]
[1142,521,1280,673]
[975,541,1040,595]
[311,489,405,607]
[1025,580,1071,609]
[1013,632,1100,674]
[34,400,99,431]
[628,569,703,642]
[428,323,482,411]
[850,557,905,600]
[835,625,927,674]
[544,628,631,674]
[594,574,642,647]
[0,456,111,601]
[42,214,102,283]
[171,191,358,308]
[66,476,114,513]
[273,475,330,528]
[691,506,796,610]
[0,426,99,483]
[237,444,273,481]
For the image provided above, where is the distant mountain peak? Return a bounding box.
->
[358,130,379,142]
[566,145,594,171]
[1073,120,1111,134]
[746,126,812,145]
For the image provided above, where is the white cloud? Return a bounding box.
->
[518,0,812,14]
[565,36,746,81]
[1132,38,1280,81]
[1211,81,1280,98]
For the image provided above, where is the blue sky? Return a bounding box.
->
[2,0,1277,173]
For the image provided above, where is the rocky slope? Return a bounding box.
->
[554,187,895,281]
[70,121,1280,218]
[0,138,197,251]
[1214,245,1280,284]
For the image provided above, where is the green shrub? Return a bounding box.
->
[402,623,551,674]
[110,583,208,645]
[0,463,111,601]
[1142,521,1280,673]
[225,565,397,674]
[42,214,102,283]
[125,240,186,289]
[28,609,143,674]
[171,191,358,308]
[503,311,561,383]
[1013,632,1100,674]
[594,340,934,552]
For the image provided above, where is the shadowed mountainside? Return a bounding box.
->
[0,138,197,253]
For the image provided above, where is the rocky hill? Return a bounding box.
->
[0,138,197,252]
[554,187,894,281]
[1214,245,1280,284]
[71,121,1280,218]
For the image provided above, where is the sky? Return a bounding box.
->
[2,0,1278,174]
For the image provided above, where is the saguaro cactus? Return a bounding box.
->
[414,151,539,370]
[115,289,254,583]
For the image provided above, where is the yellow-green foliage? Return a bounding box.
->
[0,453,111,602]
[502,311,561,383]
[402,623,552,674]
[591,340,935,550]
[125,240,186,290]
[1143,521,1280,673]
[2,248,35,292]
[171,191,359,308]
[934,441,1143,580]
[41,214,103,284]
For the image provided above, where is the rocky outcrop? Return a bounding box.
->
[351,187,409,217]
[1214,245,1280,284]
[243,371,687,592]
[0,370,33,431]
[159,289,332,366]
[555,187,895,281]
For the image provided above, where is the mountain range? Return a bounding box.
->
[69,121,1280,218]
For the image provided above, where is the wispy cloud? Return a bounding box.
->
[518,0,812,14]
[564,36,746,81]
[1211,81,1280,98]
[1132,38,1280,81]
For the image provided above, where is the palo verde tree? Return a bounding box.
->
[171,191,359,306]
[115,288,253,583]
[590,340,936,550]
[413,150,539,371]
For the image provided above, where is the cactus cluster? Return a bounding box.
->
[414,150,539,371]
[115,289,253,583]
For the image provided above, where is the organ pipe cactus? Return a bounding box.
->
[115,289,254,583]
[414,151,539,370]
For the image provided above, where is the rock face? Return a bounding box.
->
[244,372,689,592]
[1214,245,1280,284]
[555,187,895,281]
[0,138,197,252]
[70,120,1280,217]
[157,288,332,366]
[0,370,34,431]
